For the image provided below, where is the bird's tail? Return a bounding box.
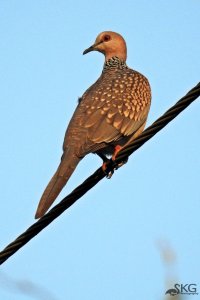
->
[35,151,81,219]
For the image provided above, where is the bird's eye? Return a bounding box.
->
[103,35,111,42]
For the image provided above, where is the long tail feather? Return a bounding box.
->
[35,152,80,219]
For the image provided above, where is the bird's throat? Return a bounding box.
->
[103,56,128,71]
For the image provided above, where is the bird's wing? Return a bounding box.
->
[81,71,151,144]
[83,101,150,143]
[63,70,151,155]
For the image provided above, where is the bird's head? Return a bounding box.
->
[83,31,127,62]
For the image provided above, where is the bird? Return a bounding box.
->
[35,31,151,219]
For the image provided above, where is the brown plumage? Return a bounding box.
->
[35,31,151,219]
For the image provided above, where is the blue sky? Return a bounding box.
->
[0,1,199,299]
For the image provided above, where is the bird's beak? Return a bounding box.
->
[83,45,95,55]
[83,41,103,55]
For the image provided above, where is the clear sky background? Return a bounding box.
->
[0,1,199,300]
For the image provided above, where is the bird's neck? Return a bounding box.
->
[103,56,128,71]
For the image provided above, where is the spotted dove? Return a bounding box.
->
[35,31,151,219]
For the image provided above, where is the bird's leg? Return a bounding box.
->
[102,162,115,179]
[111,145,129,169]
[111,145,122,161]
[97,153,114,179]
[100,145,128,179]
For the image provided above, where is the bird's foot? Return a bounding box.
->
[101,158,128,178]
[114,157,129,170]
[111,145,128,170]
[101,145,128,178]
[102,160,115,179]
[98,153,114,178]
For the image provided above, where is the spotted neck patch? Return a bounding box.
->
[103,56,127,71]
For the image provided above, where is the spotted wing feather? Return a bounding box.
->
[82,69,151,145]
[63,68,151,156]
